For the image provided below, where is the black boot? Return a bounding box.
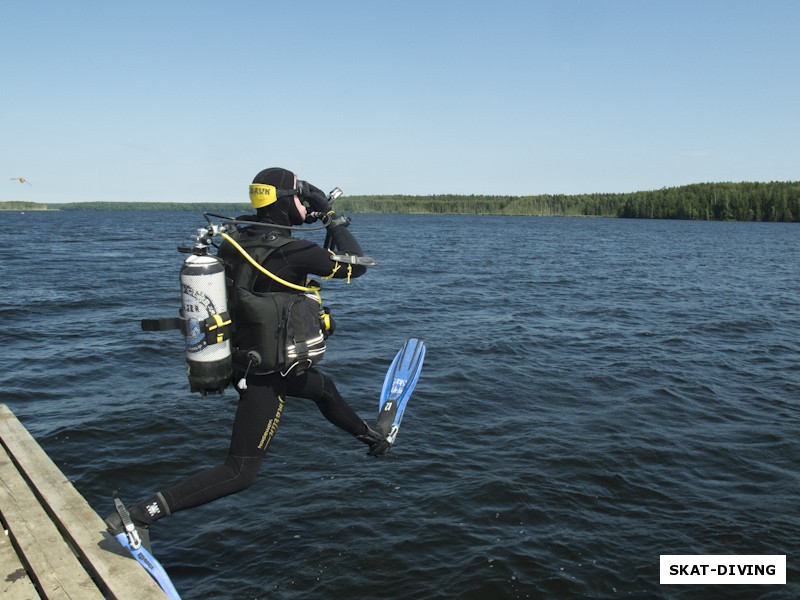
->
[105,509,151,553]
[104,492,169,553]
[355,422,391,457]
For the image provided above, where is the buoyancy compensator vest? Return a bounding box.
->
[217,226,327,379]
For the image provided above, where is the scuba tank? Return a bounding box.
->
[142,223,233,396]
[179,253,232,394]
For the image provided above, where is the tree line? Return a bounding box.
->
[2,181,797,221]
[337,181,799,222]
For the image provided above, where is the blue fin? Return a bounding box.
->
[376,338,426,446]
[114,533,182,599]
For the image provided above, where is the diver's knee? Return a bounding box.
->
[226,455,263,491]
[320,373,340,402]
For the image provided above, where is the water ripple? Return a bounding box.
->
[2,213,798,598]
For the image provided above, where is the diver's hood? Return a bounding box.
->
[250,167,303,226]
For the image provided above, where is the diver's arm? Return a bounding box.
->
[325,214,363,256]
[283,238,367,280]
[316,215,368,279]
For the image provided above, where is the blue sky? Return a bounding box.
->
[2,1,798,203]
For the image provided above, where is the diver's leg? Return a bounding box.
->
[286,368,364,434]
[107,375,285,533]
[287,368,388,455]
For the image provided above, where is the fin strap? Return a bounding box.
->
[113,496,142,550]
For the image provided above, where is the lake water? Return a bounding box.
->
[1,210,798,599]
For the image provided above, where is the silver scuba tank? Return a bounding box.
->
[179,254,232,394]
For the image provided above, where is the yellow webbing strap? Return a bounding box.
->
[322,250,341,281]
[204,312,232,344]
[209,313,231,344]
[322,249,354,283]
[207,313,231,330]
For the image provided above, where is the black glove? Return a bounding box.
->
[302,182,331,214]
[326,213,351,229]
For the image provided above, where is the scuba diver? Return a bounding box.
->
[105,167,388,546]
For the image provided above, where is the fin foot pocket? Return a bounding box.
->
[367,439,391,457]
[356,422,391,456]
[106,493,181,598]
[106,494,152,553]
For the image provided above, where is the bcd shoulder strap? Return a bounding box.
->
[218,227,295,291]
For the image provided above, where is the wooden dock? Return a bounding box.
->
[0,404,169,599]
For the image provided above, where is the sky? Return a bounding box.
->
[2,0,799,203]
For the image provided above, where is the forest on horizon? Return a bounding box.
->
[1,181,798,222]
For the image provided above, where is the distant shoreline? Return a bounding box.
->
[1,181,798,221]
[0,207,58,211]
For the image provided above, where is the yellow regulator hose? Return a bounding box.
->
[220,231,320,295]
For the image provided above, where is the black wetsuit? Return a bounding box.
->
[129,222,368,524]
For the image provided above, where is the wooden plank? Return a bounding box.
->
[0,526,39,600]
[0,405,168,600]
[0,443,103,599]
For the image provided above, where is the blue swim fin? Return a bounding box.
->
[114,533,182,599]
[375,338,426,450]
[109,495,181,599]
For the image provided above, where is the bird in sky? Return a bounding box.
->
[10,177,32,186]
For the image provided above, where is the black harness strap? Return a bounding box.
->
[141,317,182,331]
[141,312,232,346]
